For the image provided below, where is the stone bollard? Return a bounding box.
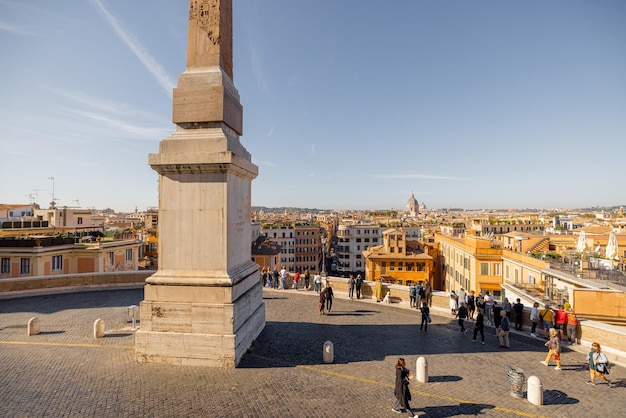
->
[527,375,543,406]
[415,356,428,383]
[94,318,105,339]
[128,305,138,330]
[323,341,334,363]
[27,317,40,336]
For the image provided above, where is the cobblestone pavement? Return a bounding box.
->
[1,287,624,418]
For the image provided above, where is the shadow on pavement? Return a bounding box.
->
[415,402,495,417]
[428,375,462,383]
[543,389,579,405]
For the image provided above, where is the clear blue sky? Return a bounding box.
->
[1,0,625,212]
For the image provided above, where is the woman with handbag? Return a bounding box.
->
[586,342,612,387]
[392,358,415,416]
[540,328,562,370]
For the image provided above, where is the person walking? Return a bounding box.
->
[513,298,524,331]
[324,281,334,313]
[419,301,430,333]
[355,274,363,299]
[318,288,326,315]
[484,292,494,326]
[392,358,415,416]
[540,328,562,370]
[530,302,540,337]
[472,310,485,344]
[456,302,468,334]
[498,310,510,349]
[348,275,355,300]
[585,342,612,387]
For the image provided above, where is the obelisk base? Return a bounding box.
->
[135,268,265,367]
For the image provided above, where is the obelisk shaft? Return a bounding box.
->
[187,0,233,78]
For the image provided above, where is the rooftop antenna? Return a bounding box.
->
[47,176,56,208]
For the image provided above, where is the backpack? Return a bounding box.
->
[409,286,416,297]
[418,285,425,297]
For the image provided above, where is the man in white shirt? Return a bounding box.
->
[484,292,495,326]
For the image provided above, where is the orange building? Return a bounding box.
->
[363,228,433,286]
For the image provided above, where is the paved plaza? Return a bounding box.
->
[1,287,624,417]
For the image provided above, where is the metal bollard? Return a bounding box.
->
[506,366,526,398]
[323,341,334,363]
[128,305,138,330]
[415,356,428,383]
[527,375,543,406]
[27,317,40,336]
[94,318,105,339]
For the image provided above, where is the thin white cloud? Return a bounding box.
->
[253,158,278,168]
[0,21,26,34]
[250,45,271,97]
[372,174,469,181]
[62,107,170,140]
[267,125,275,137]
[91,0,174,96]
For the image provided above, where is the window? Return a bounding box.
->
[77,217,83,225]
[398,248,403,253]
[494,263,502,276]
[1,258,10,274]
[20,258,30,274]
[390,262,395,271]
[52,255,62,271]
[527,274,535,284]
[390,247,395,253]
[514,268,519,283]
[108,252,114,265]
[505,265,510,279]
[126,249,133,262]
[480,262,489,275]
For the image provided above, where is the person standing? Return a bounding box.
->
[392,358,415,417]
[499,310,510,349]
[318,288,326,315]
[280,266,288,290]
[466,290,476,320]
[408,283,416,308]
[293,271,300,290]
[419,301,430,333]
[375,278,384,303]
[272,267,279,289]
[566,307,579,344]
[503,297,512,320]
[472,310,485,344]
[303,269,310,290]
[355,274,363,299]
[415,281,423,309]
[348,275,355,300]
[475,292,484,316]
[324,281,334,313]
[449,290,458,315]
[585,342,612,387]
[457,288,467,310]
[554,304,568,341]
[513,298,524,331]
[540,305,555,339]
[540,328,562,370]
[314,273,322,293]
[492,301,503,336]
[484,292,494,326]
[530,302,540,337]
[423,280,432,306]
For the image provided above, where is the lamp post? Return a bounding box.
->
[321,234,327,278]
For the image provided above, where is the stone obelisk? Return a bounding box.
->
[135,0,265,367]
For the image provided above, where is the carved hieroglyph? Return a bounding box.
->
[187,0,232,78]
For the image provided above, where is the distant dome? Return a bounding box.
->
[405,192,418,215]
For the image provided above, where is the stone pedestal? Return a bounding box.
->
[135,0,265,367]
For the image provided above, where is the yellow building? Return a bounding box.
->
[363,228,433,286]
[436,234,504,298]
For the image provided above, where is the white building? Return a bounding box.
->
[336,223,381,276]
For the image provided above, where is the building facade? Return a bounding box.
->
[336,223,381,277]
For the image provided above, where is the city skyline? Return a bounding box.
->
[1,1,625,212]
